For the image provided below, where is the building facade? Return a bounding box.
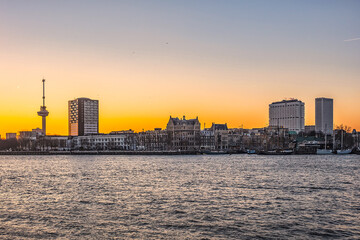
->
[200,129,215,150]
[211,123,229,150]
[68,98,99,136]
[166,116,201,150]
[6,133,17,140]
[315,97,333,135]
[71,133,133,151]
[304,125,316,134]
[269,99,305,133]
[228,128,244,150]
[137,128,168,151]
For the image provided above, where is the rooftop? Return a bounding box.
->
[270,99,303,105]
[169,116,200,125]
[211,123,228,131]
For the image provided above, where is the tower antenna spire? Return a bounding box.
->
[42,78,45,107]
[37,78,49,136]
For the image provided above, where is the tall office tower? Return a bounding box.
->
[315,97,333,135]
[269,99,305,133]
[68,98,99,136]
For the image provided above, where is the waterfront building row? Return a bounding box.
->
[5,119,296,152]
[2,125,358,152]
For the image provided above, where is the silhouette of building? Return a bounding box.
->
[211,123,229,150]
[68,98,99,136]
[137,128,168,151]
[304,125,316,134]
[166,116,201,150]
[19,128,42,140]
[6,133,17,140]
[200,128,215,150]
[70,133,135,151]
[269,99,305,133]
[315,97,333,135]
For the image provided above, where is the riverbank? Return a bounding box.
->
[0,150,199,155]
[0,150,359,155]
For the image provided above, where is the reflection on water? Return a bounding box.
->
[0,155,359,239]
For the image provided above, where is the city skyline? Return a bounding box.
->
[1,1,359,137]
[1,2,360,239]
[0,89,353,138]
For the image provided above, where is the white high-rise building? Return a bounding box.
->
[315,97,333,135]
[269,99,305,133]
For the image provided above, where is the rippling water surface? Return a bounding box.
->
[0,155,359,239]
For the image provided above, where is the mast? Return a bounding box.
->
[341,130,344,150]
[277,119,280,149]
[325,133,327,150]
[325,123,327,150]
[42,79,45,107]
[37,79,49,136]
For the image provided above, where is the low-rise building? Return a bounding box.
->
[304,125,316,134]
[166,116,201,151]
[211,123,229,150]
[200,128,215,150]
[137,128,168,151]
[19,128,42,140]
[228,128,244,150]
[38,136,71,151]
[71,133,133,151]
[6,133,17,140]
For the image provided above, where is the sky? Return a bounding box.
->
[0,0,359,137]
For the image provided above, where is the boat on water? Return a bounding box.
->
[281,149,294,155]
[317,132,333,155]
[247,149,256,154]
[202,150,228,155]
[259,149,293,155]
[336,149,352,155]
[336,130,352,154]
[356,147,360,155]
[316,149,333,155]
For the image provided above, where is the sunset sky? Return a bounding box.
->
[1,0,359,137]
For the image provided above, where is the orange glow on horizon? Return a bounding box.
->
[1,2,359,137]
[1,100,359,138]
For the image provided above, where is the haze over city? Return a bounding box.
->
[1,0,359,137]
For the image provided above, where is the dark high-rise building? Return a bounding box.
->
[315,97,333,135]
[68,98,99,136]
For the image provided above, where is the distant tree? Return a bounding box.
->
[307,131,316,137]
[336,124,352,133]
[297,131,305,137]
[335,124,354,148]
[0,139,19,150]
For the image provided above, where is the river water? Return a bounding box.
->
[0,155,359,239]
